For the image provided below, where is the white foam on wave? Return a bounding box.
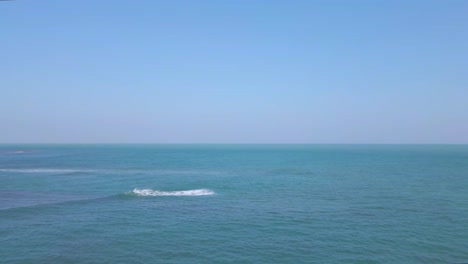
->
[130,188,215,197]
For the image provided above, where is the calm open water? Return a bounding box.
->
[1,145,467,263]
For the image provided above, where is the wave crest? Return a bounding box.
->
[130,188,215,197]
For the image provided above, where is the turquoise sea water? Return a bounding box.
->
[1,145,467,263]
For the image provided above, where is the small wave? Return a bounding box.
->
[0,168,92,174]
[0,168,219,175]
[129,188,215,197]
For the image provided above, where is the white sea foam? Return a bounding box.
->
[130,188,215,197]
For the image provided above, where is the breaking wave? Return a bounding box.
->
[129,188,215,197]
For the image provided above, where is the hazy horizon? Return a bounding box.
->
[2,1,467,144]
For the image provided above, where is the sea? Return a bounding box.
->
[1,144,467,263]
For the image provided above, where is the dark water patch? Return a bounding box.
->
[269,168,316,176]
[0,191,117,213]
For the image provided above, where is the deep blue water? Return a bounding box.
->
[1,145,467,263]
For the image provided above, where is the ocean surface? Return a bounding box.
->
[1,145,467,263]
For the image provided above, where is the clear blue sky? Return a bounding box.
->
[1,0,467,144]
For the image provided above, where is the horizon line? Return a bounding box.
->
[1,143,467,145]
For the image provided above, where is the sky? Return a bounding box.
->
[1,0,467,144]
